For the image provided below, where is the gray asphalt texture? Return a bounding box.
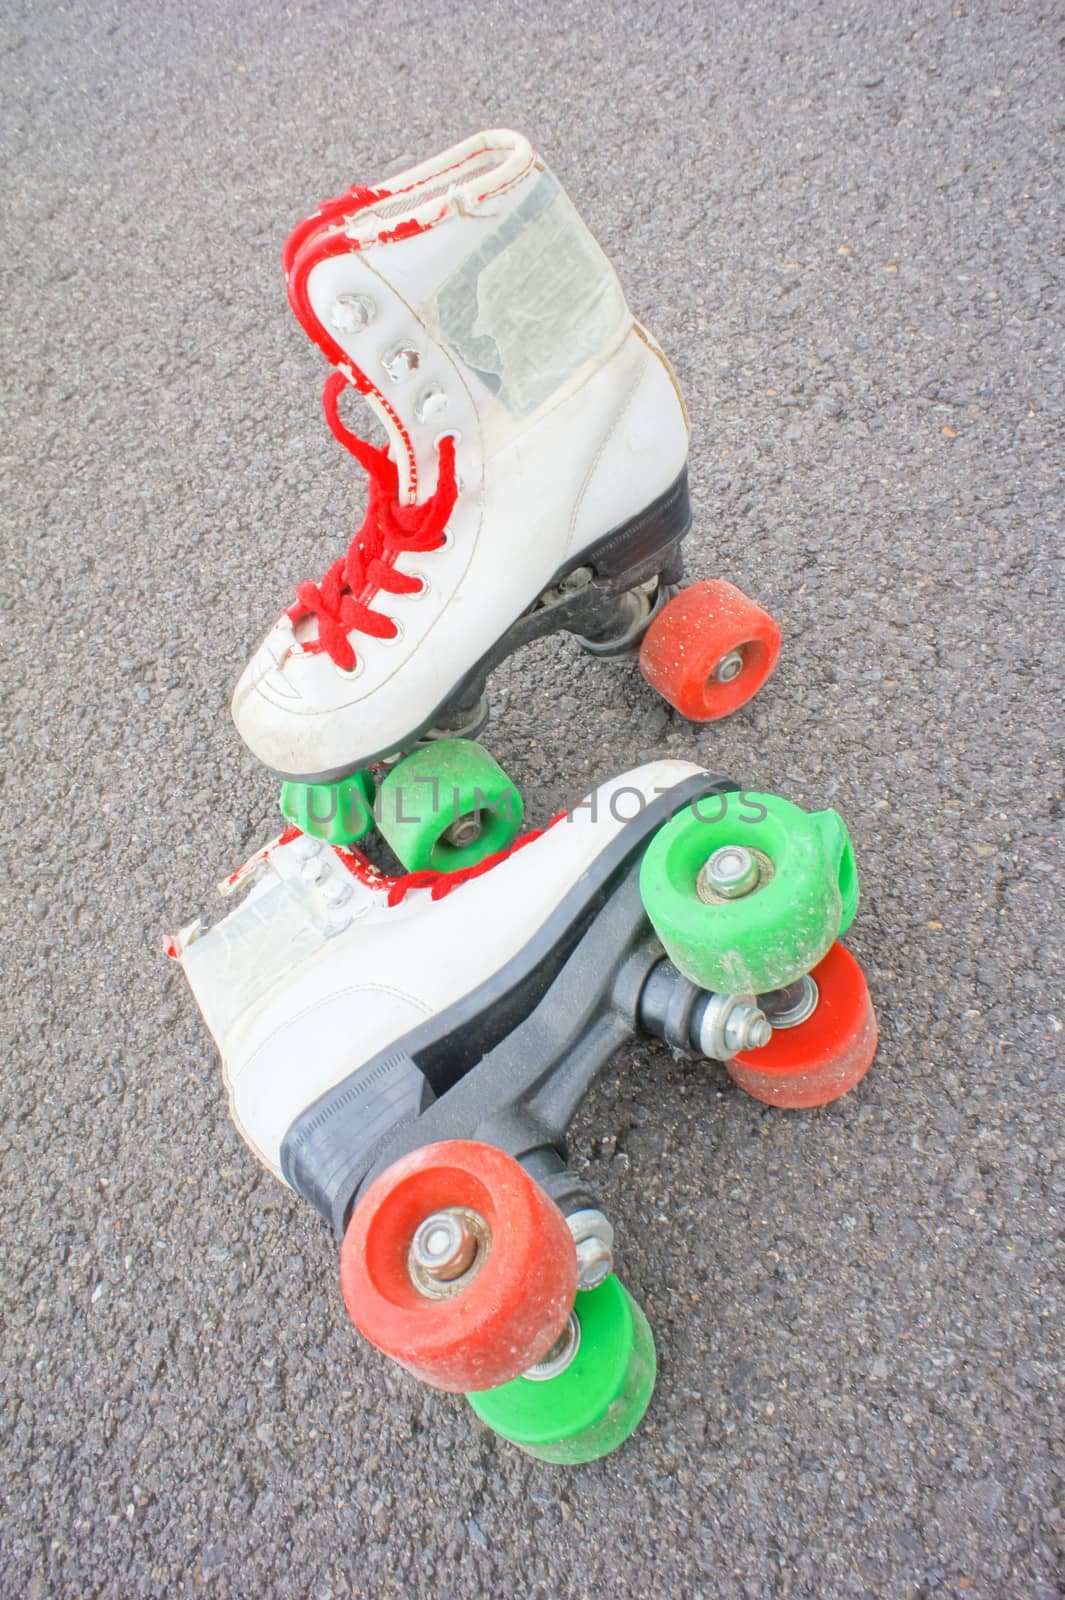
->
[2,0,1062,1595]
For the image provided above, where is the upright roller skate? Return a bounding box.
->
[232,130,781,871]
[168,759,877,1463]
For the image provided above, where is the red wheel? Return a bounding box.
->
[340,1141,578,1393]
[726,943,877,1109]
[639,579,781,721]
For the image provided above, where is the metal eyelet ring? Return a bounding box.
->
[332,655,365,682]
[415,387,449,425]
[399,572,430,600]
[329,294,375,334]
[381,343,421,383]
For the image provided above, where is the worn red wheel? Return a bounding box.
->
[340,1140,577,1393]
[727,943,877,1109]
[639,579,781,721]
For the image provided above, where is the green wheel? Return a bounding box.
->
[279,769,375,846]
[639,791,858,995]
[837,832,860,938]
[376,739,523,873]
[466,1275,656,1465]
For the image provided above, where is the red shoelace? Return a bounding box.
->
[332,813,567,906]
[379,828,548,906]
[287,371,458,672]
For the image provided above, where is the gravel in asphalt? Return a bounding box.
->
[1,1,1061,1595]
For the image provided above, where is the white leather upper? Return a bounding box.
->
[231,132,690,778]
[179,760,705,1179]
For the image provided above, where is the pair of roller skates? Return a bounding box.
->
[171,130,878,1465]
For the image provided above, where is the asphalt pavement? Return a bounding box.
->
[1,0,1062,1595]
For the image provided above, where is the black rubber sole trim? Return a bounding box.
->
[279,766,734,1236]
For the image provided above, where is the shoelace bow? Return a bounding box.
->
[288,370,458,672]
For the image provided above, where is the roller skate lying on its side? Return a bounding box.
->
[168,759,877,1464]
[232,128,781,869]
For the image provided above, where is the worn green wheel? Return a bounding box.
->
[279,768,375,846]
[466,1275,656,1465]
[376,739,523,873]
[639,791,858,995]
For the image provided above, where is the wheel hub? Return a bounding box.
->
[713,648,745,683]
[523,1311,582,1382]
[760,974,820,1030]
[408,1206,490,1299]
[696,845,774,905]
[442,810,483,850]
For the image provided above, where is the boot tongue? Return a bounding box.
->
[421,175,630,454]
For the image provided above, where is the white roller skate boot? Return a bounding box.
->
[169,758,876,1459]
[169,757,874,1242]
[230,131,780,865]
[171,760,716,1215]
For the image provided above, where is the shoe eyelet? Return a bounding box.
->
[401,572,430,600]
[435,428,462,449]
[381,343,421,382]
[332,655,366,682]
[415,386,449,425]
[329,294,375,334]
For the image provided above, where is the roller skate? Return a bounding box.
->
[232,129,781,871]
[168,759,877,1463]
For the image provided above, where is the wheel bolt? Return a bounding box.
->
[724,1003,773,1054]
[410,1210,481,1282]
[714,648,745,683]
[697,992,772,1058]
[567,1207,615,1291]
[574,1234,613,1290]
[698,844,762,902]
